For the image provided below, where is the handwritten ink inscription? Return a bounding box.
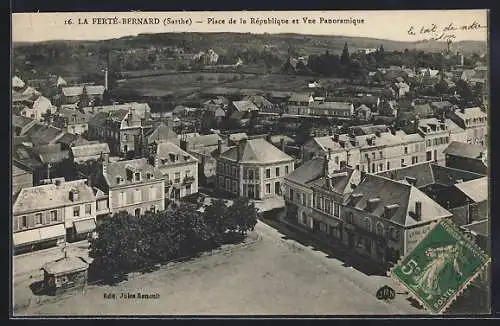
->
[407,21,486,42]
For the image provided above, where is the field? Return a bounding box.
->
[115,72,257,97]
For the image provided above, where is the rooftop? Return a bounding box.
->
[285,157,325,186]
[71,143,111,158]
[103,158,164,188]
[454,177,488,203]
[13,179,96,214]
[232,100,259,112]
[42,256,89,275]
[220,138,293,164]
[443,141,485,159]
[453,107,487,120]
[156,142,197,166]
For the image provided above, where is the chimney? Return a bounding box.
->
[367,197,381,211]
[384,204,400,218]
[104,68,109,91]
[236,141,241,162]
[405,176,417,186]
[218,139,223,154]
[350,193,363,206]
[280,138,285,152]
[414,201,422,220]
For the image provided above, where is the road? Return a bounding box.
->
[14,220,424,316]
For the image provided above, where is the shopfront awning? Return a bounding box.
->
[13,224,66,247]
[38,224,66,240]
[13,228,42,246]
[74,218,96,235]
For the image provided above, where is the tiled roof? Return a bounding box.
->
[12,164,32,177]
[12,143,43,169]
[309,167,359,195]
[288,93,312,103]
[57,108,94,124]
[104,158,164,188]
[350,125,388,136]
[444,119,465,134]
[56,133,78,146]
[220,138,293,164]
[285,157,324,185]
[62,85,105,97]
[13,115,36,129]
[311,102,352,111]
[413,103,432,116]
[443,141,485,159]
[344,174,452,227]
[71,143,110,158]
[13,179,96,214]
[38,150,70,164]
[243,95,274,108]
[232,100,259,112]
[147,122,178,143]
[453,107,487,120]
[430,164,484,185]
[12,76,25,88]
[454,177,488,203]
[186,134,223,148]
[23,123,64,146]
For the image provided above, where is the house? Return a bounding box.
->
[227,100,259,120]
[53,108,94,135]
[449,107,488,147]
[56,76,68,88]
[56,133,96,150]
[180,133,224,152]
[203,96,228,108]
[444,119,467,143]
[12,76,25,89]
[309,102,354,117]
[430,101,455,115]
[12,163,33,197]
[142,121,180,156]
[70,143,111,164]
[60,85,105,105]
[21,123,66,147]
[216,138,295,200]
[203,104,226,123]
[267,91,292,106]
[443,141,487,175]
[83,102,151,120]
[351,95,380,110]
[378,100,398,118]
[149,142,198,200]
[341,174,452,266]
[449,177,488,225]
[90,158,165,216]
[394,81,410,97]
[12,179,97,253]
[242,95,277,115]
[412,103,433,118]
[16,96,56,120]
[13,115,37,137]
[188,140,230,187]
[42,256,89,296]
[87,108,144,156]
[286,93,314,115]
[417,118,452,164]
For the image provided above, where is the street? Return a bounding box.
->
[13,220,424,316]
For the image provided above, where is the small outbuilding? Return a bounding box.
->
[41,255,89,295]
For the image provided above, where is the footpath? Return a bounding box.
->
[12,231,262,315]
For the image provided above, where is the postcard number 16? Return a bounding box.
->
[401,259,421,275]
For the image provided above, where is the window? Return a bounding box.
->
[372,152,376,159]
[134,189,142,203]
[335,156,339,164]
[289,188,294,201]
[134,208,141,217]
[73,206,80,217]
[285,165,289,174]
[379,151,383,159]
[123,134,128,141]
[118,192,126,206]
[34,213,42,225]
[266,168,271,178]
[401,158,405,167]
[426,139,431,147]
[275,167,280,177]
[185,170,191,177]
[404,147,408,154]
[85,204,91,215]
[225,179,230,190]
[248,169,254,180]
[301,212,307,225]
[426,151,432,161]
[149,187,157,200]
[50,210,58,222]
[266,183,271,194]
[379,163,383,171]
[150,206,156,213]
[21,216,27,228]
[364,217,372,232]
[386,162,390,170]
[218,176,224,189]
[232,181,238,193]
[334,203,340,217]
[302,193,306,206]
[174,172,181,183]
[185,184,192,195]
[376,222,385,237]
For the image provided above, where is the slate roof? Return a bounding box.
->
[443,141,485,159]
[103,158,164,188]
[88,112,109,128]
[13,179,96,214]
[242,95,274,108]
[57,108,94,124]
[12,143,43,170]
[453,107,487,120]
[185,134,223,148]
[454,177,488,203]
[462,220,489,237]
[22,123,64,146]
[344,174,452,227]
[413,103,433,116]
[311,102,353,111]
[376,162,484,188]
[288,93,313,103]
[62,85,105,97]
[146,122,178,143]
[285,157,324,185]
[228,133,248,142]
[350,125,389,136]
[156,142,198,166]
[71,143,110,158]
[430,101,454,110]
[220,138,293,164]
[444,119,465,134]
[13,115,36,129]
[309,167,359,195]
[83,102,151,119]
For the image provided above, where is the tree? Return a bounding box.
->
[340,42,351,67]
[89,212,146,282]
[203,199,229,244]
[225,197,259,237]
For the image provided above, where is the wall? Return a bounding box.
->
[159,161,198,199]
[13,207,65,232]
[63,200,97,229]
[110,180,165,216]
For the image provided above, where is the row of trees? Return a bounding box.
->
[88,197,259,283]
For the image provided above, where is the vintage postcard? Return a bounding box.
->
[11,10,490,316]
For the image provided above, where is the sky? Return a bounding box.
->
[12,10,488,43]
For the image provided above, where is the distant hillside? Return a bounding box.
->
[12,32,487,78]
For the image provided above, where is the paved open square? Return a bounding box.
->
[14,221,423,316]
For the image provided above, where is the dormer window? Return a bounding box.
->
[134,172,141,181]
[116,176,124,184]
[146,172,153,180]
[69,189,79,201]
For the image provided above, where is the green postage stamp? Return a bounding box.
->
[390,219,490,314]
